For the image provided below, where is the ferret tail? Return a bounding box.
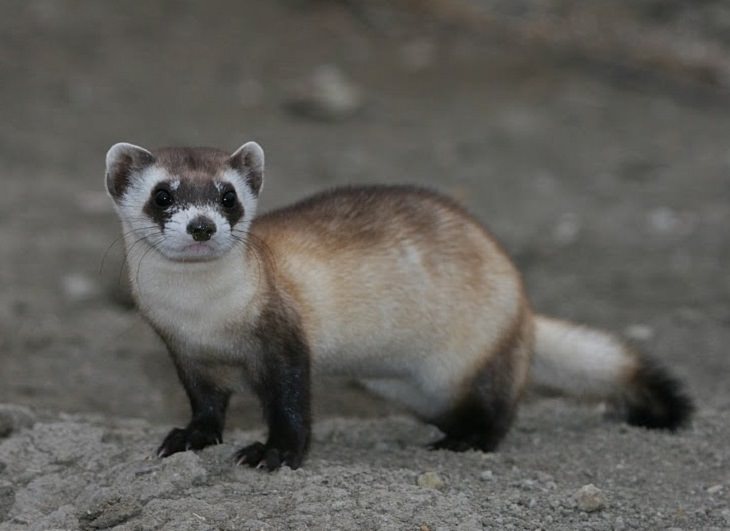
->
[531,315,693,430]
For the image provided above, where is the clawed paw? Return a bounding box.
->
[234,441,303,471]
[157,426,222,458]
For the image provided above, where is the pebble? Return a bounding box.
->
[417,471,445,490]
[648,207,681,233]
[0,405,35,438]
[574,484,606,512]
[62,273,99,302]
[624,324,655,341]
[706,484,723,494]
[646,207,696,236]
[552,212,581,246]
[285,64,363,122]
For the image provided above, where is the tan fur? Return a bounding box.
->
[246,186,530,417]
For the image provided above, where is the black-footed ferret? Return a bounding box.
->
[105,141,692,470]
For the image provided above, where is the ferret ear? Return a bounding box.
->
[229,141,264,196]
[105,142,155,201]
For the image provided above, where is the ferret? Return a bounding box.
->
[105,141,692,470]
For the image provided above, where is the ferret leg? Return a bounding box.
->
[157,363,231,457]
[427,338,527,452]
[235,312,312,470]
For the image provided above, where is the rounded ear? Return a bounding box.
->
[105,142,155,201]
[229,141,265,196]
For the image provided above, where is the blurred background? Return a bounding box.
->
[0,0,728,429]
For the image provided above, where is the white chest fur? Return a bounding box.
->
[127,243,257,360]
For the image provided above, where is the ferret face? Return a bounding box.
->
[105,142,264,263]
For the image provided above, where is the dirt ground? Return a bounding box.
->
[0,1,729,529]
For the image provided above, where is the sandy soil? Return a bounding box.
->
[0,1,728,529]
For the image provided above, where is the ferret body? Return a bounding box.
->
[105,142,692,469]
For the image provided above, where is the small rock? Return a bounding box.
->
[0,404,35,438]
[62,273,98,302]
[552,212,581,246]
[417,471,445,489]
[574,484,606,512]
[647,207,695,235]
[521,479,536,489]
[648,207,679,233]
[285,64,363,122]
[78,495,142,530]
[624,324,655,341]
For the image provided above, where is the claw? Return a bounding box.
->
[233,441,301,471]
[157,426,222,458]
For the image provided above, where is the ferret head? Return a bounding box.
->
[105,142,264,262]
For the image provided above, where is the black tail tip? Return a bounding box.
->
[622,357,694,431]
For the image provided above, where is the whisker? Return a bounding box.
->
[100,226,158,274]
[228,229,277,292]
[230,234,265,284]
[135,236,166,288]
[119,232,162,286]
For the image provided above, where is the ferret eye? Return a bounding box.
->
[221,190,237,208]
[154,189,173,208]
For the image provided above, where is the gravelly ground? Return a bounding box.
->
[0,1,728,529]
[1,404,728,530]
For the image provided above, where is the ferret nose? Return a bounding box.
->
[187,216,216,242]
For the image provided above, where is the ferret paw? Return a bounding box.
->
[234,441,304,471]
[157,426,222,458]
